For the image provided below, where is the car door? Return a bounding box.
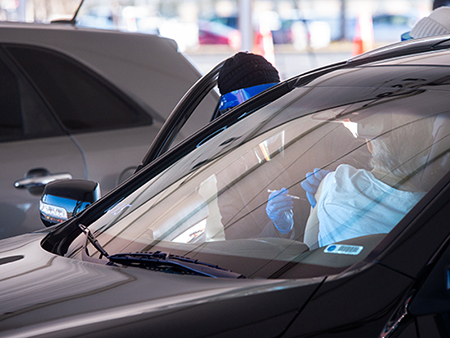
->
[391,233,450,338]
[3,44,162,192]
[2,44,166,232]
[0,48,85,239]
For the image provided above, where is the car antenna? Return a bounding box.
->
[50,0,84,26]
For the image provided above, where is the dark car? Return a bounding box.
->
[3,36,450,337]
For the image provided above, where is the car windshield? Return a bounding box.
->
[66,81,450,279]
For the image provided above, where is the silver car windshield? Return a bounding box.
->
[67,85,450,279]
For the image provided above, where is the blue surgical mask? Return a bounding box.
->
[401,31,413,41]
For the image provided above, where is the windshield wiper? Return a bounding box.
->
[79,224,109,258]
[108,251,245,279]
[78,224,245,279]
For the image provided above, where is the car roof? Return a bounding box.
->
[0,22,203,121]
[349,34,450,66]
[288,35,450,90]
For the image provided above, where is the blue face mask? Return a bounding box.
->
[401,31,413,41]
[219,82,278,112]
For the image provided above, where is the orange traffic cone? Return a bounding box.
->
[253,25,276,65]
[352,12,374,56]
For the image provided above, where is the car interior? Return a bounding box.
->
[61,84,450,279]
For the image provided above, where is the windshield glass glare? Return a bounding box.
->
[67,85,449,279]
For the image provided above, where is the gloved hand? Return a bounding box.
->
[301,168,331,208]
[266,188,294,234]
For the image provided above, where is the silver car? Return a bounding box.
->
[0,22,217,239]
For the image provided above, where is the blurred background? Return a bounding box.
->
[0,0,442,79]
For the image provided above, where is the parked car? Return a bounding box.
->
[205,13,298,45]
[325,12,418,42]
[198,20,241,49]
[0,21,217,239]
[371,13,418,42]
[3,36,450,337]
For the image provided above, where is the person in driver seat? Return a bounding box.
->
[267,113,433,249]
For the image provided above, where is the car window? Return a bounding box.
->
[66,84,450,279]
[0,50,64,142]
[4,45,152,133]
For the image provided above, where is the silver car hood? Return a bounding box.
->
[0,233,322,337]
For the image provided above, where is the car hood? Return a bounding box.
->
[0,22,210,123]
[0,233,323,337]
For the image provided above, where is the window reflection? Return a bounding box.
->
[68,87,450,279]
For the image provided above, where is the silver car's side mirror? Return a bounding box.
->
[40,179,100,227]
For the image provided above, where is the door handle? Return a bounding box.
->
[14,170,72,189]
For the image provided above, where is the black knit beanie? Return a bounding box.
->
[218,52,280,95]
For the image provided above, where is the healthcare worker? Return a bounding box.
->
[214,52,289,240]
[215,52,280,118]
[401,6,450,40]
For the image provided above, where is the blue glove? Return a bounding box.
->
[266,188,294,234]
[300,168,331,208]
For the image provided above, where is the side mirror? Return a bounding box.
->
[40,179,101,227]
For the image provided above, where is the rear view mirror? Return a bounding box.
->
[40,179,100,227]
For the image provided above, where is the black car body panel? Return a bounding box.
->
[0,233,322,337]
[4,36,450,337]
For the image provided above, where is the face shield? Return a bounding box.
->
[343,114,393,140]
[218,82,278,113]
